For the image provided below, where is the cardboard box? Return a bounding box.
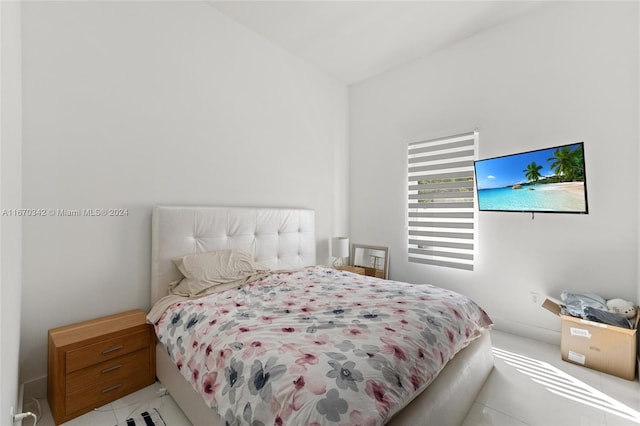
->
[543,298,639,380]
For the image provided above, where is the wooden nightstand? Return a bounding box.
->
[336,265,366,275]
[47,310,155,425]
[336,265,386,279]
[362,266,385,279]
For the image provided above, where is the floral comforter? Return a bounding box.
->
[152,266,492,425]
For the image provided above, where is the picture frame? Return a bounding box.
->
[350,243,389,280]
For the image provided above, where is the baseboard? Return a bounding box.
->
[17,376,47,426]
[21,376,47,404]
[491,315,561,345]
[17,382,24,421]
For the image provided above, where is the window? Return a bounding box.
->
[407,131,477,271]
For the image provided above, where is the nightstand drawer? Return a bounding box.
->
[66,348,151,394]
[66,329,150,372]
[65,372,151,414]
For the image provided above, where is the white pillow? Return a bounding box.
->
[170,249,268,296]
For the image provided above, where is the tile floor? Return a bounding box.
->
[27,330,640,426]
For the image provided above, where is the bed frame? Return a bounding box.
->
[150,205,494,426]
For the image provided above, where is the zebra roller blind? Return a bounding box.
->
[407,131,477,271]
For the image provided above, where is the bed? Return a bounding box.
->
[149,206,494,426]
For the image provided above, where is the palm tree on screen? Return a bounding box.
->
[548,146,576,180]
[523,161,543,183]
[570,147,585,180]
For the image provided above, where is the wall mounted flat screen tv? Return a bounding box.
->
[473,142,588,214]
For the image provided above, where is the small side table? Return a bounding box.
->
[47,310,155,424]
[336,265,366,275]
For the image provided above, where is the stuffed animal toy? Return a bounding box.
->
[606,298,637,319]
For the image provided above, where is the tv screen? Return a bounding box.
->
[473,142,588,213]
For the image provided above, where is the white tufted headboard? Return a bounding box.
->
[151,206,316,304]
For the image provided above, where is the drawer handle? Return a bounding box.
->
[101,364,122,374]
[101,345,123,355]
[101,384,122,394]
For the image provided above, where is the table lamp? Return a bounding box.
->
[331,237,349,267]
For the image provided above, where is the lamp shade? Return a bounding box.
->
[331,237,349,259]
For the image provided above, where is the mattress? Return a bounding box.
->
[151,266,493,425]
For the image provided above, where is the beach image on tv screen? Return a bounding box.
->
[474,143,587,213]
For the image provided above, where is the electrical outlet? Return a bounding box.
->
[530,291,540,304]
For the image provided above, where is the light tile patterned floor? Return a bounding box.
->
[463,331,640,426]
[30,330,640,426]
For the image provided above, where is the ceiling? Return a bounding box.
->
[207,1,547,85]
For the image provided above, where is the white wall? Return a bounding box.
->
[1,0,23,421]
[350,2,638,343]
[20,1,348,382]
